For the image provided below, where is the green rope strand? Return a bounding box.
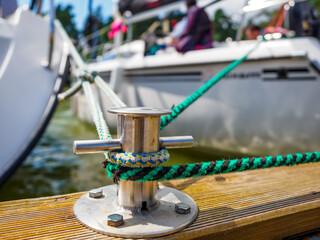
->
[160,42,261,130]
[106,151,320,182]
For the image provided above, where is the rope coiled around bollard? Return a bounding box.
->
[105,151,320,182]
[108,149,170,167]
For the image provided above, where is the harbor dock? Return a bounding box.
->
[1,162,319,239]
[1,2,320,239]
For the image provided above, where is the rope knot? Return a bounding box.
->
[91,71,98,77]
[79,71,96,83]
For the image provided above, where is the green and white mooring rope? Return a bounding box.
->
[105,151,320,182]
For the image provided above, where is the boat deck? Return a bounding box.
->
[1,162,320,239]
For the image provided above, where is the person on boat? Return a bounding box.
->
[176,0,213,53]
[108,19,128,41]
[245,24,261,40]
[170,16,188,48]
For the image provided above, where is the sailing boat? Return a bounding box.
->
[0,6,70,184]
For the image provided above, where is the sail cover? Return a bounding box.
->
[119,0,181,15]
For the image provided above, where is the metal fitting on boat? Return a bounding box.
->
[73,135,193,154]
[73,107,193,156]
[107,107,185,209]
[73,139,121,154]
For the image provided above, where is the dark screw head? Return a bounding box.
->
[89,189,103,198]
[107,214,124,227]
[175,202,191,214]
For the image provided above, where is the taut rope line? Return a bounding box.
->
[105,151,320,182]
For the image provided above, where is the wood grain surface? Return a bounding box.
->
[0,162,320,239]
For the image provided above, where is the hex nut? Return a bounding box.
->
[89,189,103,198]
[107,214,124,227]
[175,202,191,214]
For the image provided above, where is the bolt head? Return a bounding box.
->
[175,202,191,214]
[107,214,124,227]
[89,189,103,198]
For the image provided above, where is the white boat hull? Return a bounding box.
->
[0,9,69,184]
[72,38,320,156]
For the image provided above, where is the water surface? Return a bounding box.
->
[0,101,239,202]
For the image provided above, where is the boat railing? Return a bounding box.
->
[84,24,111,41]
[80,42,114,59]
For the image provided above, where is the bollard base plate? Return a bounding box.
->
[74,185,198,238]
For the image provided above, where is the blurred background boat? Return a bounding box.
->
[72,0,320,156]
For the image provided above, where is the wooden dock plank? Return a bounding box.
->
[0,162,320,239]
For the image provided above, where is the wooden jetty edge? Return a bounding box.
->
[1,162,320,240]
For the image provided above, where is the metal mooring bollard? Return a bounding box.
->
[73,107,198,238]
